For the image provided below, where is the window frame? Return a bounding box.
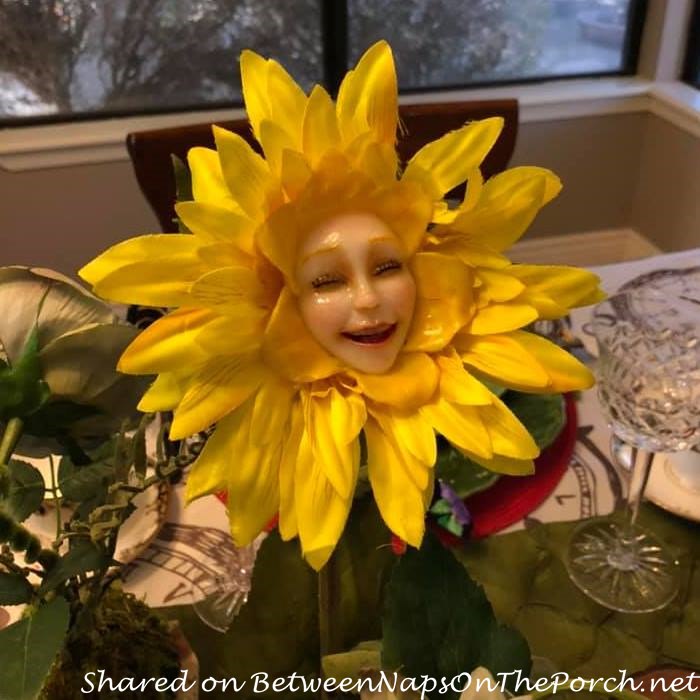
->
[682,0,700,88]
[1,0,699,172]
[1,0,648,128]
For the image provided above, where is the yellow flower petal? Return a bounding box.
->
[79,234,203,307]
[449,173,549,251]
[212,125,275,218]
[189,266,266,312]
[304,386,366,499]
[371,408,435,486]
[480,394,539,459]
[118,308,214,374]
[348,133,398,185]
[193,307,267,355]
[436,353,493,406]
[187,396,280,546]
[280,148,312,200]
[258,119,293,175]
[483,166,561,207]
[456,332,550,390]
[226,408,282,546]
[175,201,255,250]
[459,448,535,476]
[509,264,605,317]
[419,398,492,459]
[508,330,595,392]
[240,50,306,150]
[188,146,239,210]
[402,118,503,200]
[337,40,398,146]
[295,428,356,570]
[185,408,242,502]
[278,401,304,541]
[138,370,192,412]
[262,288,340,382]
[369,181,432,256]
[250,375,296,446]
[469,302,539,335]
[404,252,474,352]
[427,237,511,270]
[170,353,267,440]
[351,353,439,409]
[365,417,426,547]
[302,85,341,167]
[431,169,484,225]
[475,269,525,302]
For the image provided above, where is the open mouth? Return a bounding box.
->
[342,323,397,345]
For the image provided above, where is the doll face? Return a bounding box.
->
[296,212,416,374]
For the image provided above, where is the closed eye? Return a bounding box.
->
[311,274,344,290]
[374,259,402,275]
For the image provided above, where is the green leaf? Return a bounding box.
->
[0,460,45,522]
[435,440,499,498]
[57,454,113,503]
[0,597,69,700]
[0,330,51,421]
[22,401,100,439]
[0,571,33,605]
[38,539,107,595]
[382,534,530,699]
[504,392,565,450]
[172,154,193,232]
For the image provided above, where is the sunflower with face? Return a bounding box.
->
[80,41,603,570]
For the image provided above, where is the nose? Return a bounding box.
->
[352,278,380,310]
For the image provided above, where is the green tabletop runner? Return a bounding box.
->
[161,497,700,698]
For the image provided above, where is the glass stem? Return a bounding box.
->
[624,447,654,532]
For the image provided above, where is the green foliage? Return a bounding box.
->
[57,453,113,502]
[0,460,44,522]
[0,597,70,700]
[382,534,531,699]
[505,392,565,450]
[37,539,108,596]
[22,400,100,439]
[435,440,499,498]
[0,330,50,422]
[0,571,33,605]
[0,416,183,698]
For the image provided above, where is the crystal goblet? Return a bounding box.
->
[566,285,700,613]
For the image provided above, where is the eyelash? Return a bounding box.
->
[311,274,342,289]
[310,259,402,290]
[374,259,402,275]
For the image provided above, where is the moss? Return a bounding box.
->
[41,585,181,700]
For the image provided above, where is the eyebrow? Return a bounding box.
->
[300,235,396,264]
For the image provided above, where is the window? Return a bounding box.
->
[683,0,700,88]
[0,0,646,125]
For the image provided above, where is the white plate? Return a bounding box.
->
[612,441,700,522]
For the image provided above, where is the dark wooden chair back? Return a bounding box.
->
[126,99,518,232]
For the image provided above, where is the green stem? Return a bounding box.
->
[318,553,339,700]
[0,550,25,577]
[48,454,62,543]
[0,417,23,465]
